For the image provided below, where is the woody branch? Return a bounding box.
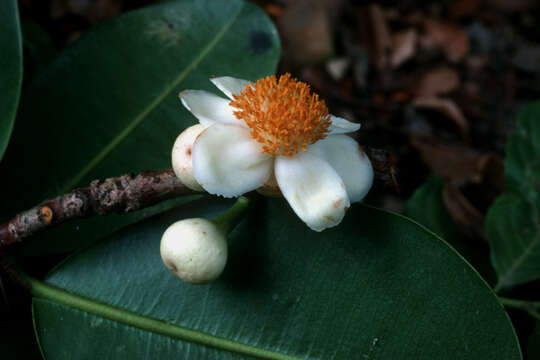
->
[0,148,397,250]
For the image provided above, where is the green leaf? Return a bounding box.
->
[0,0,23,161]
[32,199,521,359]
[488,102,540,290]
[405,175,459,241]
[19,195,202,256]
[505,102,540,201]
[1,0,280,253]
[488,194,539,290]
[405,175,496,283]
[21,20,56,84]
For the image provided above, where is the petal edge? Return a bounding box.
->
[275,153,350,231]
[210,76,251,99]
[328,115,361,135]
[307,135,373,203]
[179,90,244,127]
[192,124,273,197]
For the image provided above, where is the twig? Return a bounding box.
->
[0,169,198,249]
[0,149,398,250]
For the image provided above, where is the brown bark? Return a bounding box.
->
[0,169,197,249]
[0,150,398,250]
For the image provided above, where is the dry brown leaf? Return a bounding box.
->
[412,137,504,186]
[262,3,285,17]
[415,67,460,97]
[403,11,425,26]
[391,91,411,103]
[443,182,486,239]
[390,28,417,68]
[412,138,505,239]
[413,97,470,139]
[411,138,479,183]
[277,0,335,65]
[466,56,489,72]
[450,0,481,19]
[422,19,470,62]
[446,154,503,240]
[369,4,393,70]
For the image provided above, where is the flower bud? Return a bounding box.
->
[172,124,205,191]
[160,218,227,284]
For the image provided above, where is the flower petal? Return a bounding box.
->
[308,135,373,202]
[210,76,251,99]
[328,115,361,134]
[275,153,350,232]
[179,90,245,127]
[192,124,273,197]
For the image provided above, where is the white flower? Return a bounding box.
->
[178,74,373,231]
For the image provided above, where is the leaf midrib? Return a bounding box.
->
[30,277,303,360]
[496,197,540,290]
[59,4,243,193]
[495,230,540,291]
[495,118,540,291]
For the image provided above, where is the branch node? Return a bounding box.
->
[40,206,53,224]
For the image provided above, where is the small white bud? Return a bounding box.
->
[160,218,227,284]
[172,124,205,191]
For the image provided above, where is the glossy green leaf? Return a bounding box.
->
[488,102,540,290]
[0,0,23,161]
[405,175,496,283]
[488,194,539,290]
[505,102,540,201]
[0,0,279,253]
[21,20,56,84]
[32,199,521,359]
[405,175,459,241]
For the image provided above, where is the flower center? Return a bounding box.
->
[229,73,331,157]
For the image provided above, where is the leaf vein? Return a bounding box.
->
[59,5,243,193]
[30,277,304,360]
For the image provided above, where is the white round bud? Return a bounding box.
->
[172,124,205,191]
[160,218,227,284]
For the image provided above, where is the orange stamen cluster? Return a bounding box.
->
[230,73,331,157]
